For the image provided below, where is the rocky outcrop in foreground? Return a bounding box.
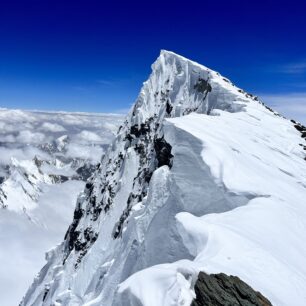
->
[192,272,272,306]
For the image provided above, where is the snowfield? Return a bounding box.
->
[20,51,306,306]
[119,107,306,306]
[0,180,84,306]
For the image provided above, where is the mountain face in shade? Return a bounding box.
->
[21,51,306,306]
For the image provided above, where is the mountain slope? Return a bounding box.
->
[21,51,306,306]
[0,109,123,306]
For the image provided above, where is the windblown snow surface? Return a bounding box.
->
[0,110,123,306]
[21,51,306,306]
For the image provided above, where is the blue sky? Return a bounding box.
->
[0,0,305,121]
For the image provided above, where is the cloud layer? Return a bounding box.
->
[0,108,124,165]
[278,61,306,75]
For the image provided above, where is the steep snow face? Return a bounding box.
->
[0,110,123,306]
[118,109,306,306]
[22,51,306,306]
[129,50,245,123]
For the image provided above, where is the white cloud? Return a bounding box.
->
[0,134,16,143]
[66,143,104,162]
[0,147,50,165]
[16,130,47,144]
[74,130,103,143]
[0,108,123,165]
[259,93,306,124]
[40,122,66,132]
[278,61,306,75]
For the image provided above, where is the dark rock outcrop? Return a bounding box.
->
[291,120,306,140]
[194,78,212,94]
[154,136,173,168]
[192,272,272,306]
[76,163,97,181]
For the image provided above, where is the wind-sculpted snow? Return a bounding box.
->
[117,112,306,306]
[22,51,306,306]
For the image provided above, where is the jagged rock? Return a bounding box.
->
[48,174,69,183]
[154,136,173,167]
[194,77,212,94]
[192,272,272,306]
[76,163,97,181]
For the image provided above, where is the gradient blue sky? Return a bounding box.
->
[0,0,306,121]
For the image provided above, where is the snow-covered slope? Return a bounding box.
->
[0,110,123,306]
[21,51,306,306]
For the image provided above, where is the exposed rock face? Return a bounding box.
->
[154,136,173,167]
[291,119,306,138]
[291,120,306,160]
[192,272,272,306]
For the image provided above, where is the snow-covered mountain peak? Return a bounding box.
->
[21,52,306,306]
[55,135,70,151]
[158,49,209,70]
[130,50,257,130]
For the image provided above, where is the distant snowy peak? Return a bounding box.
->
[0,153,97,212]
[0,148,90,213]
[39,134,70,154]
[0,117,121,212]
[0,157,49,211]
[21,51,306,306]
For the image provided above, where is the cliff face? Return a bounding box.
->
[22,51,306,306]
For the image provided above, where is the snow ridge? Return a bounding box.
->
[21,51,306,306]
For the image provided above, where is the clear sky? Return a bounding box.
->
[0,0,305,121]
